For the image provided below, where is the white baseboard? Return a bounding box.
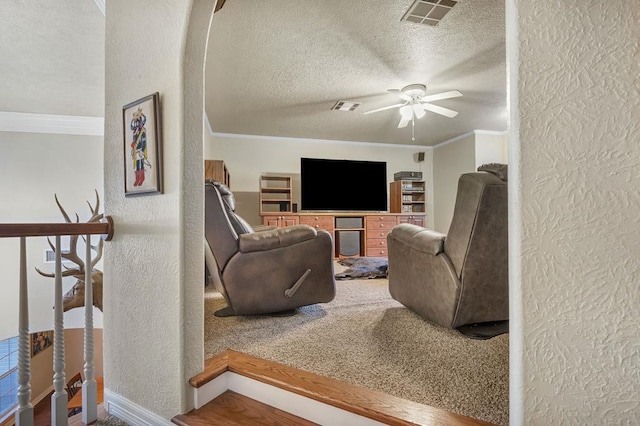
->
[193,372,227,409]
[104,390,173,426]
[191,371,383,426]
[227,372,385,426]
[108,372,383,425]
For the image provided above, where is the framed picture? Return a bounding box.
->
[31,330,53,358]
[122,92,163,196]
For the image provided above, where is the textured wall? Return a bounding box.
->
[514,0,640,423]
[103,0,204,419]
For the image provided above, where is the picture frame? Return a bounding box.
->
[31,330,53,358]
[122,92,163,196]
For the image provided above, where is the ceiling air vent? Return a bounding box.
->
[331,101,360,112]
[401,0,458,26]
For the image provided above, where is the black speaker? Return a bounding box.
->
[337,230,361,257]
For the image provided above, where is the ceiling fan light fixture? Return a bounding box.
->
[399,105,414,119]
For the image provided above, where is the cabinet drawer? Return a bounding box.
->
[299,216,335,231]
[365,216,397,231]
[366,238,388,249]
[397,215,425,227]
[366,246,388,257]
[368,229,392,239]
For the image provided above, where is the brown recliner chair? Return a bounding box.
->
[387,164,508,330]
[205,180,336,316]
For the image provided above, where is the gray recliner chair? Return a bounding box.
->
[387,164,508,330]
[205,180,336,316]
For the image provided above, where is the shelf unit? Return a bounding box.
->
[205,160,230,187]
[259,175,293,214]
[390,180,426,214]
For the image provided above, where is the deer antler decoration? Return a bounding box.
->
[35,190,104,312]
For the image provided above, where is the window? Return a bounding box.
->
[0,336,19,419]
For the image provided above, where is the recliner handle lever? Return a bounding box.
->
[284,269,312,298]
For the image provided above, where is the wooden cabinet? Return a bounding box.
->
[364,215,397,257]
[397,214,425,227]
[299,215,335,232]
[263,215,299,228]
[390,180,425,213]
[205,160,230,187]
[260,213,408,258]
[259,175,293,214]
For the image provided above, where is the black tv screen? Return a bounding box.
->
[300,158,388,212]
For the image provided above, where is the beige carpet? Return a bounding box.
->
[204,262,509,425]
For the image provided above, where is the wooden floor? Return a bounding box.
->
[175,350,495,426]
[172,390,317,426]
[31,393,107,426]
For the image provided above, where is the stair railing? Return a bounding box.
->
[0,217,113,426]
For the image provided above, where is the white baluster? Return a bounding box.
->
[82,233,97,424]
[16,237,33,426]
[51,236,68,425]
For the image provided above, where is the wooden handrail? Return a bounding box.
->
[0,216,114,240]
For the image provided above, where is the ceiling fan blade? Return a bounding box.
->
[388,89,412,102]
[420,90,463,103]
[398,115,411,128]
[412,103,426,119]
[363,103,406,115]
[420,102,459,118]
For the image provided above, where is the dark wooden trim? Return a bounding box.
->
[189,350,495,426]
[0,215,114,240]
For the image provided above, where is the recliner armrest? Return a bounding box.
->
[239,225,318,253]
[388,223,446,255]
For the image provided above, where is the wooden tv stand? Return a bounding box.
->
[261,212,425,258]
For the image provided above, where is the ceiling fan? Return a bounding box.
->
[363,84,462,129]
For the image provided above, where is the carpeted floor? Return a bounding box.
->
[204,262,509,425]
[96,415,129,425]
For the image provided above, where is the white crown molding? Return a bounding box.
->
[93,0,106,16]
[210,131,432,150]
[0,111,104,136]
[431,129,508,149]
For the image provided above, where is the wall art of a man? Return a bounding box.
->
[130,107,148,187]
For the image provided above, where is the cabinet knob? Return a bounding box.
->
[315,225,319,228]
[315,216,319,220]
[380,241,384,245]
[380,233,384,236]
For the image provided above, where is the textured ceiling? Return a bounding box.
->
[205,0,507,146]
[0,0,105,117]
[1,1,506,147]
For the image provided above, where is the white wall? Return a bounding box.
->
[432,133,475,233]
[206,133,435,229]
[510,0,640,423]
[432,131,508,233]
[0,131,104,341]
[475,131,508,168]
[103,0,209,419]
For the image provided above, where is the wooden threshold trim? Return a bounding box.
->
[190,350,494,426]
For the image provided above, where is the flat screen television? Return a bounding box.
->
[300,157,388,212]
